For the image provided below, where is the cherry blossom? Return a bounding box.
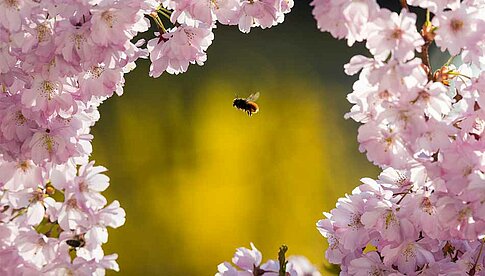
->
[220,2,484,274]
[366,9,423,61]
[216,243,321,276]
[2,0,484,275]
[432,2,484,56]
[148,24,214,77]
[0,0,294,274]
[311,0,485,272]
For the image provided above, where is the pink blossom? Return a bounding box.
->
[218,243,321,275]
[171,0,241,25]
[439,139,483,194]
[348,252,399,276]
[26,195,56,226]
[436,196,485,239]
[463,171,485,203]
[95,200,126,229]
[433,3,484,56]
[400,191,443,238]
[260,259,280,275]
[78,66,124,101]
[90,3,149,47]
[361,202,415,243]
[454,245,485,275]
[285,256,320,275]
[237,0,284,33]
[406,0,460,12]
[0,43,16,74]
[0,0,32,32]
[15,230,58,269]
[0,159,43,190]
[377,167,426,193]
[415,82,452,120]
[42,256,116,275]
[311,0,349,40]
[57,194,89,230]
[367,58,428,96]
[331,194,371,250]
[232,242,262,271]
[28,129,76,165]
[413,118,455,155]
[76,226,107,261]
[0,97,35,143]
[216,262,244,276]
[148,24,214,77]
[0,247,36,275]
[316,217,349,264]
[310,0,380,46]
[357,121,411,168]
[344,75,381,123]
[381,238,437,275]
[21,77,77,119]
[70,161,109,210]
[54,20,97,65]
[366,9,424,61]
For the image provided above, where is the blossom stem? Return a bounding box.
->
[445,55,457,66]
[158,10,171,21]
[157,6,172,14]
[448,71,471,79]
[9,208,27,221]
[149,13,167,33]
[452,249,465,261]
[278,245,288,276]
[469,240,484,275]
[396,192,408,205]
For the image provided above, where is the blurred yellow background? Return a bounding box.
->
[91,3,379,275]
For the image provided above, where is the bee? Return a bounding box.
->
[233,92,260,116]
[66,235,85,248]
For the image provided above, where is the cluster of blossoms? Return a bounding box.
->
[216,243,321,276]
[0,0,293,274]
[310,0,485,274]
[0,0,149,273]
[3,0,484,274]
[220,0,485,275]
[149,0,293,77]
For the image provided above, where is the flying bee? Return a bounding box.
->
[233,92,260,116]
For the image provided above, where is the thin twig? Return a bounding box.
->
[469,240,484,276]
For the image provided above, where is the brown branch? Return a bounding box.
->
[400,0,409,10]
[421,42,433,81]
[420,20,435,81]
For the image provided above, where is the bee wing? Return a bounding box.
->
[246,92,260,102]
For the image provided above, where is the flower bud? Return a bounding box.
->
[421,22,436,42]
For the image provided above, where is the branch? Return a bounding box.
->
[278,245,288,276]
[400,0,409,10]
[421,42,433,80]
